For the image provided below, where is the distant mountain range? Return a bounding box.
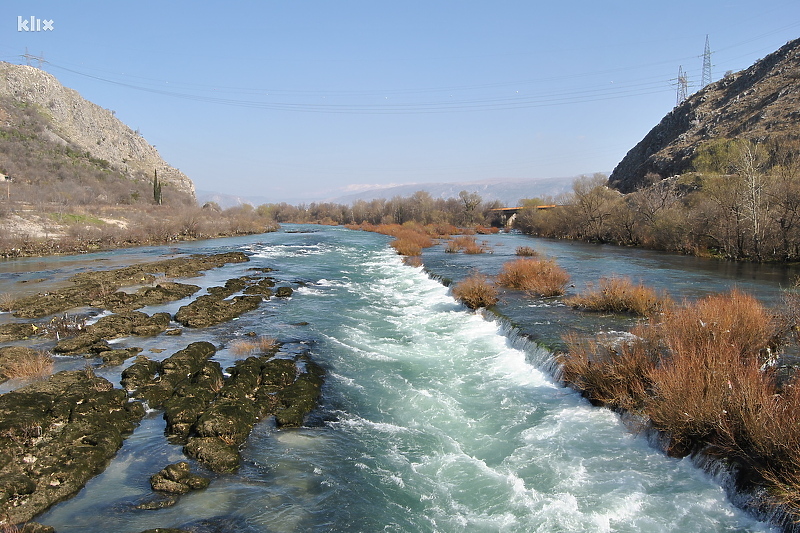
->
[198,176,579,209]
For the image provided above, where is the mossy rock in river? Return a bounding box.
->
[149,461,210,494]
[101,282,201,313]
[53,311,172,355]
[88,311,172,339]
[174,295,263,328]
[124,342,218,410]
[183,437,240,474]
[0,370,146,524]
[99,347,143,367]
[9,252,249,319]
[0,323,43,342]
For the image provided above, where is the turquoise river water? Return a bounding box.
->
[2,224,797,532]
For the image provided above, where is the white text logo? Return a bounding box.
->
[18,16,54,32]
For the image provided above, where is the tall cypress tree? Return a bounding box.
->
[153,169,162,205]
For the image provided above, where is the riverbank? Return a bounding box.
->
[0,203,278,258]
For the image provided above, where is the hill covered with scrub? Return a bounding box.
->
[609,37,800,193]
[511,38,800,262]
[0,63,277,256]
[0,62,194,205]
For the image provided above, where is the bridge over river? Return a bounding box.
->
[487,204,558,227]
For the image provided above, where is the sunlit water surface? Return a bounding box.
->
[2,226,790,532]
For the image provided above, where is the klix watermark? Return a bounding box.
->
[18,16,54,32]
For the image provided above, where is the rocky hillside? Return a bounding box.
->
[609,38,800,193]
[0,62,194,201]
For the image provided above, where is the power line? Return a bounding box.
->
[43,61,673,114]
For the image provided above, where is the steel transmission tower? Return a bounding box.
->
[702,35,713,87]
[676,66,689,105]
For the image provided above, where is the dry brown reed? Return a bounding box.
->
[230,336,279,356]
[559,329,655,412]
[387,227,435,257]
[452,272,499,309]
[514,246,538,257]
[496,257,570,297]
[565,277,672,317]
[4,350,54,380]
[658,289,775,362]
[0,293,15,312]
[445,235,486,254]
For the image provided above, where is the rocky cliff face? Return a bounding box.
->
[609,38,800,193]
[0,62,194,198]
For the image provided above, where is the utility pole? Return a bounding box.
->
[702,35,713,88]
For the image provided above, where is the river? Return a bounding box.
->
[2,225,796,532]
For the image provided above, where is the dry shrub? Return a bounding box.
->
[452,272,499,309]
[645,291,777,452]
[389,228,434,257]
[403,255,423,267]
[645,340,742,454]
[740,378,800,516]
[559,287,800,515]
[496,257,570,297]
[565,277,672,317]
[445,235,485,254]
[4,350,54,379]
[0,292,15,312]
[559,329,655,412]
[659,289,775,361]
[464,240,488,254]
[430,223,459,237]
[230,336,278,356]
[475,226,499,234]
[515,246,537,257]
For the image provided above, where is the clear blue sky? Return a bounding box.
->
[2,1,799,203]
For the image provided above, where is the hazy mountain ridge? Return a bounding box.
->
[326,176,576,206]
[0,62,194,198]
[609,37,800,193]
[200,176,577,209]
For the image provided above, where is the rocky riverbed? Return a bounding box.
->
[0,251,323,532]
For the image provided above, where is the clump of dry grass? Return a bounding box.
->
[659,289,775,361]
[445,235,486,254]
[515,246,537,256]
[3,350,54,380]
[559,329,655,412]
[373,224,434,257]
[230,336,279,356]
[565,277,672,317]
[0,293,15,312]
[496,257,570,297]
[474,226,499,234]
[452,272,499,309]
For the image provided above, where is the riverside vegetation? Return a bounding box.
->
[354,219,800,527]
